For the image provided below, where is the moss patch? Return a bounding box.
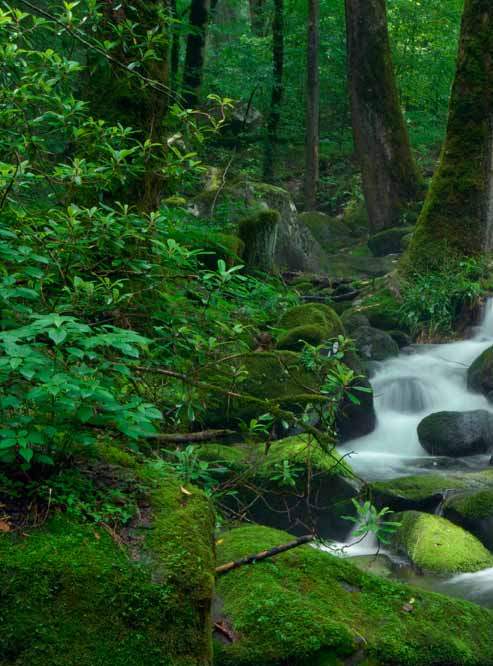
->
[0,471,215,666]
[393,511,493,575]
[215,525,493,666]
[372,474,468,511]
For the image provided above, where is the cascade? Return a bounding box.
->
[339,299,493,480]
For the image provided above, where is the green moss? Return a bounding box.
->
[298,212,353,252]
[278,303,344,336]
[393,511,493,575]
[367,226,415,257]
[445,489,493,520]
[372,474,467,504]
[0,474,215,666]
[277,323,331,351]
[239,208,280,272]
[203,350,336,427]
[357,288,405,331]
[256,434,354,478]
[215,525,493,666]
[403,1,493,271]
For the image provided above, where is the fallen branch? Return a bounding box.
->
[215,534,314,576]
[150,429,235,443]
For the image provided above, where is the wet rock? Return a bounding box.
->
[417,410,493,457]
[443,489,493,550]
[468,344,493,401]
[353,325,400,362]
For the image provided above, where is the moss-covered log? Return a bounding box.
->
[406,0,493,270]
[345,0,422,232]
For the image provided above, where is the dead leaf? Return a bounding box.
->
[402,603,414,613]
[0,520,11,532]
[180,486,192,496]
[216,538,224,546]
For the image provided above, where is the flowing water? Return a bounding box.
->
[339,300,493,481]
[333,300,493,607]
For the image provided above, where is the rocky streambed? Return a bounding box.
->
[335,299,493,608]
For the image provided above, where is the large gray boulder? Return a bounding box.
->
[193,178,329,273]
[417,410,493,457]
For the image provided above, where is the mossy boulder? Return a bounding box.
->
[278,302,343,333]
[194,178,329,273]
[340,309,371,332]
[202,350,334,429]
[468,344,493,401]
[277,303,344,351]
[239,208,280,273]
[298,211,353,252]
[392,511,493,575]
[203,435,359,540]
[214,525,493,666]
[371,474,469,513]
[367,226,414,257]
[176,229,244,270]
[0,467,215,666]
[353,325,400,362]
[417,410,493,457]
[443,489,493,550]
[277,324,332,351]
[357,288,405,331]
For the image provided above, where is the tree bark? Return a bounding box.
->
[304,0,320,210]
[406,0,493,270]
[169,0,181,97]
[249,0,266,35]
[345,0,422,232]
[183,0,211,108]
[263,0,284,182]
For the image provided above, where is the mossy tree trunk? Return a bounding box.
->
[406,0,493,270]
[304,0,320,210]
[183,0,211,108]
[263,0,284,182]
[87,0,170,209]
[345,0,422,232]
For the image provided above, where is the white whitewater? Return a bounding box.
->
[339,299,493,480]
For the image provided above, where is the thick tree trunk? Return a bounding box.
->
[304,0,320,210]
[345,0,422,232]
[406,0,493,270]
[183,0,210,108]
[249,0,266,36]
[263,0,284,182]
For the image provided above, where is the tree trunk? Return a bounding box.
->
[169,0,181,97]
[249,0,266,35]
[183,0,210,108]
[345,0,422,232]
[87,0,170,209]
[263,0,284,182]
[304,0,320,210]
[406,0,493,270]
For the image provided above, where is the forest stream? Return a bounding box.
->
[331,300,493,608]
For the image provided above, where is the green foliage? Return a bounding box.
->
[343,499,401,545]
[399,258,485,337]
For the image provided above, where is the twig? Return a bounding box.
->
[215,534,314,575]
[150,429,235,443]
[0,152,20,210]
[17,0,174,99]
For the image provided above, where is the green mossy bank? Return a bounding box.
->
[214,525,493,666]
[0,457,215,666]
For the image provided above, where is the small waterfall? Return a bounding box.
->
[339,298,493,480]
